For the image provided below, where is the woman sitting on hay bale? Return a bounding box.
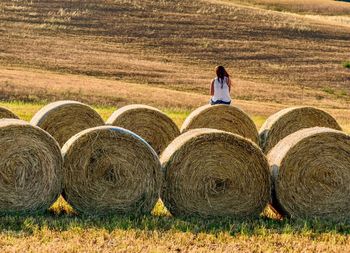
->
[210,66,232,105]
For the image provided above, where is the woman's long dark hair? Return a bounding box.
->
[216,66,229,88]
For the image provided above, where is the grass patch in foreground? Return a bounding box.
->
[0,199,349,252]
[2,196,350,239]
[1,197,350,251]
[0,213,349,237]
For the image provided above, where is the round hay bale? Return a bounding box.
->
[0,106,19,119]
[106,104,180,155]
[259,106,341,153]
[62,126,162,216]
[30,100,104,147]
[180,104,259,144]
[0,119,62,214]
[268,127,350,220]
[161,128,270,218]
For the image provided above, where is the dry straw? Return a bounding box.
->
[0,119,62,214]
[106,104,180,155]
[62,126,162,216]
[268,127,350,220]
[161,128,271,218]
[181,104,259,144]
[259,106,341,153]
[0,106,19,119]
[30,100,104,147]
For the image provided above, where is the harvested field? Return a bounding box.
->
[0,0,349,101]
[227,0,350,15]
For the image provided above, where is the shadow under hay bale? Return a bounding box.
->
[0,119,62,214]
[30,100,104,147]
[259,106,341,154]
[106,104,180,155]
[180,104,259,144]
[268,127,350,220]
[160,128,271,218]
[0,106,19,119]
[62,126,162,216]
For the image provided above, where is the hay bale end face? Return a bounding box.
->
[0,106,19,119]
[260,106,341,153]
[30,100,104,147]
[62,126,162,216]
[106,104,180,155]
[161,129,271,218]
[268,127,350,220]
[180,104,259,144]
[0,119,62,214]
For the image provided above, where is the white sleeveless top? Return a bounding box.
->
[212,77,231,102]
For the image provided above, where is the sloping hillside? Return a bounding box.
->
[0,0,349,104]
[227,0,350,15]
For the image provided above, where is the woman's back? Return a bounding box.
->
[212,76,231,103]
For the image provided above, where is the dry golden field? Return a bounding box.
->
[0,0,350,252]
[0,0,349,97]
[228,0,350,15]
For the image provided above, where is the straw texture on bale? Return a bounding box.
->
[0,106,19,119]
[268,127,350,220]
[161,128,270,218]
[30,100,104,147]
[62,126,162,216]
[260,106,341,153]
[181,104,259,144]
[0,119,62,214]
[106,104,180,155]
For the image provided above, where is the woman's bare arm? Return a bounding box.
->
[227,77,232,92]
[210,80,214,96]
